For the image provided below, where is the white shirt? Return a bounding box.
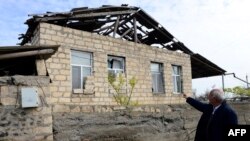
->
[212,104,221,115]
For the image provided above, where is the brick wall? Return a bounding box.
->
[35,23,192,107]
[0,76,53,141]
[0,75,248,141]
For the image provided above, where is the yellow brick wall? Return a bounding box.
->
[36,23,192,106]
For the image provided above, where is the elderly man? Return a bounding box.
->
[183,89,238,141]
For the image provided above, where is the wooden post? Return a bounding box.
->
[133,17,137,42]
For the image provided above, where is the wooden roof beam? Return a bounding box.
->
[113,16,120,37]
[133,17,138,43]
[103,16,133,36]
[34,10,136,22]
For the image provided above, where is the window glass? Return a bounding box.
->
[150,63,160,72]
[108,56,125,74]
[151,63,164,93]
[172,65,182,93]
[72,66,81,89]
[71,50,92,89]
[71,50,92,66]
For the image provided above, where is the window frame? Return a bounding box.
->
[71,50,93,90]
[151,62,165,94]
[172,65,183,94]
[107,55,125,74]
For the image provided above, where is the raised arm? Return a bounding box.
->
[183,94,209,113]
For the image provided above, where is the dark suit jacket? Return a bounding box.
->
[186,97,238,141]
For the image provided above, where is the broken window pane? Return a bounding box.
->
[108,56,125,74]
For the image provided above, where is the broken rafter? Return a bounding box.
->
[96,16,126,34]
[34,10,137,22]
[95,23,115,33]
[120,28,132,38]
[136,26,148,36]
[103,16,133,36]
[133,17,138,43]
[136,13,174,43]
[113,16,120,37]
[18,5,226,79]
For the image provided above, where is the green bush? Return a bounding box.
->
[108,73,138,106]
[224,86,250,96]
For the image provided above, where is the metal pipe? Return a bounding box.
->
[222,75,225,89]
[0,49,55,60]
[224,73,250,86]
[246,75,249,88]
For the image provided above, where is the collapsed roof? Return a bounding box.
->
[19,5,225,78]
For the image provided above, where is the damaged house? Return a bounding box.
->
[0,5,225,106]
[0,5,228,140]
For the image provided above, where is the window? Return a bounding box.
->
[151,62,164,93]
[108,56,125,74]
[71,50,92,89]
[172,65,182,93]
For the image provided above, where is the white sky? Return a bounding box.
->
[0,0,249,95]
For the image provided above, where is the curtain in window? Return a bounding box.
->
[152,73,164,93]
[72,66,81,89]
[151,63,164,93]
[172,65,182,93]
[108,56,124,74]
[71,50,92,89]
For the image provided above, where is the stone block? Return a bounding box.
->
[34,126,52,134]
[54,75,67,81]
[43,116,53,125]
[83,89,94,95]
[58,98,70,103]
[113,106,126,111]
[81,106,94,112]
[65,38,74,44]
[45,135,54,141]
[70,106,80,113]
[46,29,56,35]
[132,107,143,112]
[40,34,52,40]
[0,86,8,97]
[71,98,81,103]
[50,86,58,92]
[50,98,58,103]
[49,63,61,69]
[52,25,62,31]
[32,107,51,115]
[53,105,70,113]
[2,97,16,105]
[52,92,63,97]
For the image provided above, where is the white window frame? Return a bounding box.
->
[172,65,182,94]
[107,55,125,75]
[71,50,92,89]
[151,62,165,93]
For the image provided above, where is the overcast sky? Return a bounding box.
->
[0,0,249,95]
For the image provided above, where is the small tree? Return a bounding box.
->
[224,86,250,97]
[108,73,138,106]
